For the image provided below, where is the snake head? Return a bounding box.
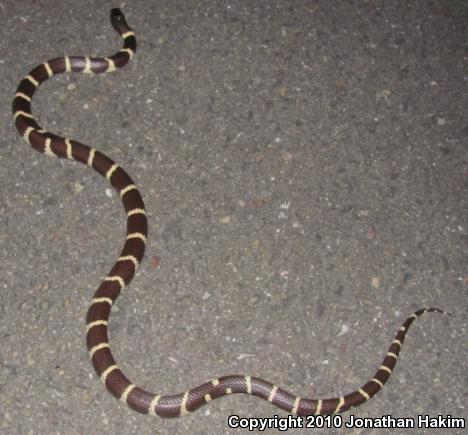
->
[110,8,131,33]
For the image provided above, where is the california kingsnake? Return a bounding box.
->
[12,8,451,418]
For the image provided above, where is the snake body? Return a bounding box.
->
[12,9,450,418]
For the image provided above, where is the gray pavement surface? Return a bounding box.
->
[1,1,467,434]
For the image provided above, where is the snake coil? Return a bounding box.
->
[12,9,451,418]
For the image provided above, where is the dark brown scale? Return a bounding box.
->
[126,214,147,235]
[49,137,69,158]
[14,116,40,138]
[271,387,297,411]
[54,139,91,163]
[119,238,146,264]
[12,96,31,113]
[374,367,390,385]
[86,324,109,350]
[122,189,146,213]
[91,348,114,374]
[249,376,275,400]
[126,387,155,414]
[30,64,51,83]
[362,381,380,397]
[94,280,122,300]
[105,368,131,398]
[156,395,187,418]
[12,8,451,419]
[107,262,135,286]
[47,57,67,74]
[321,398,343,414]
[296,398,316,415]
[16,78,37,96]
[87,302,111,324]
[87,150,115,176]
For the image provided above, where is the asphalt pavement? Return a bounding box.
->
[1,1,467,434]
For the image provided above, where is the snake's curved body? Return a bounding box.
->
[12,9,450,418]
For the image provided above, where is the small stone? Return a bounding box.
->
[74,182,84,193]
[371,277,380,288]
[335,79,345,88]
[248,296,259,305]
[26,354,35,366]
[251,239,260,249]
[338,324,349,336]
[105,188,112,198]
[81,391,92,404]
[236,353,254,360]
[357,209,369,217]
[219,216,231,224]
[151,256,160,270]
[381,89,391,97]
[366,225,377,239]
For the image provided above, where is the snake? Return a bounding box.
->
[12,8,451,418]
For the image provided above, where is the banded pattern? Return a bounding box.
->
[12,9,451,418]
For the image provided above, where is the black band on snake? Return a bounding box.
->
[12,9,452,418]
